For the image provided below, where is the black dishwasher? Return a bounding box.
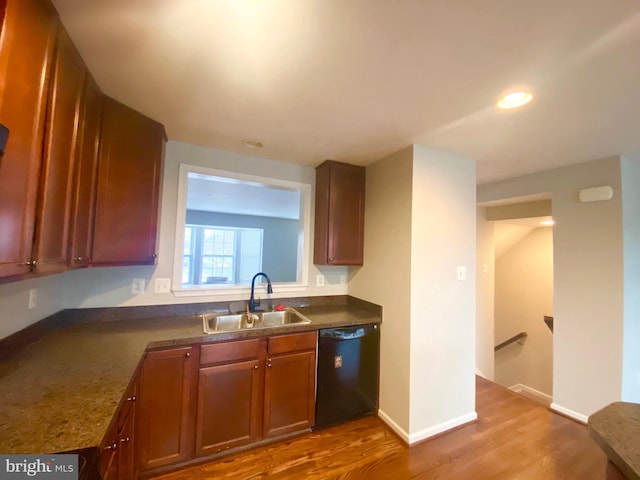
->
[315,323,380,429]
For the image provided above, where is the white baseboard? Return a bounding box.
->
[550,402,588,424]
[377,409,409,443]
[377,410,478,445]
[509,384,553,405]
[475,367,486,378]
[407,411,478,445]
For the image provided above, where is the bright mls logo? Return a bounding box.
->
[0,455,77,479]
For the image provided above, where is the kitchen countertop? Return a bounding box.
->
[588,402,640,480]
[0,301,380,454]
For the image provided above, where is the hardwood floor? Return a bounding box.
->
[153,376,608,479]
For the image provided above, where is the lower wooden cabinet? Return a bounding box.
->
[137,346,196,471]
[264,333,317,438]
[196,358,263,456]
[196,332,316,458]
[100,379,138,480]
[108,332,317,476]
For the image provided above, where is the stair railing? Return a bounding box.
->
[494,332,528,352]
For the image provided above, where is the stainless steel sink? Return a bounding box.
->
[202,308,311,334]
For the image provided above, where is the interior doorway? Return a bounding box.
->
[493,216,554,405]
[476,196,554,406]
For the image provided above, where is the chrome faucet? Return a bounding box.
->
[249,272,273,312]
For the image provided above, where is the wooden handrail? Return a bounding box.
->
[494,332,528,352]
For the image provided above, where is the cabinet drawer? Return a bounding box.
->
[268,332,317,355]
[201,339,262,365]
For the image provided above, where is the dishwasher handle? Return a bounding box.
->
[319,327,366,340]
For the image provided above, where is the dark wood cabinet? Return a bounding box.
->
[195,333,316,459]
[196,339,265,457]
[0,0,57,277]
[100,380,138,480]
[196,359,263,456]
[264,332,317,437]
[68,74,102,268]
[0,0,166,281]
[137,346,196,472]
[34,26,85,274]
[92,97,165,266]
[313,160,365,266]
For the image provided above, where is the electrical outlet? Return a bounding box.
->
[131,278,146,295]
[457,266,467,281]
[155,278,171,293]
[316,274,325,287]
[28,288,37,310]
[482,263,488,273]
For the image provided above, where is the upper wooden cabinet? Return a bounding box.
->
[92,97,165,266]
[0,0,58,277]
[34,26,85,274]
[0,0,166,281]
[68,74,103,268]
[313,160,365,266]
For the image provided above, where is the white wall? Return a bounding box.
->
[478,156,625,420]
[63,141,348,308]
[476,207,495,379]
[409,145,476,441]
[494,227,553,395]
[349,146,413,435]
[621,157,640,402]
[349,145,477,443]
[0,276,65,339]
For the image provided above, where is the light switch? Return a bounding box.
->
[316,274,325,287]
[155,278,171,293]
[457,266,467,281]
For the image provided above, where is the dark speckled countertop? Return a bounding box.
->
[588,402,640,480]
[0,298,380,454]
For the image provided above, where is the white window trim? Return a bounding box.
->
[172,164,311,297]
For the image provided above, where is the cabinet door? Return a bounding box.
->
[263,349,316,438]
[137,346,195,471]
[0,0,57,277]
[313,160,365,266]
[34,26,85,273]
[68,74,102,267]
[117,402,135,480]
[92,97,165,266]
[196,359,263,457]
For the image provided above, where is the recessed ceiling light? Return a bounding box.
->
[242,139,264,149]
[497,91,534,110]
[540,219,555,226]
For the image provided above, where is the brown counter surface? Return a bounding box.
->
[0,301,380,454]
[588,402,640,480]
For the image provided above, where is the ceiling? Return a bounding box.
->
[51,0,640,183]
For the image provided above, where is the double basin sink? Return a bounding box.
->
[202,307,311,334]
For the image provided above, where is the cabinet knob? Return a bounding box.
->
[253,365,259,370]
[267,363,272,368]
[23,260,37,267]
[73,256,83,261]
[151,253,157,259]
[185,352,191,358]
[126,395,136,402]
[104,442,118,451]
[120,437,130,444]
